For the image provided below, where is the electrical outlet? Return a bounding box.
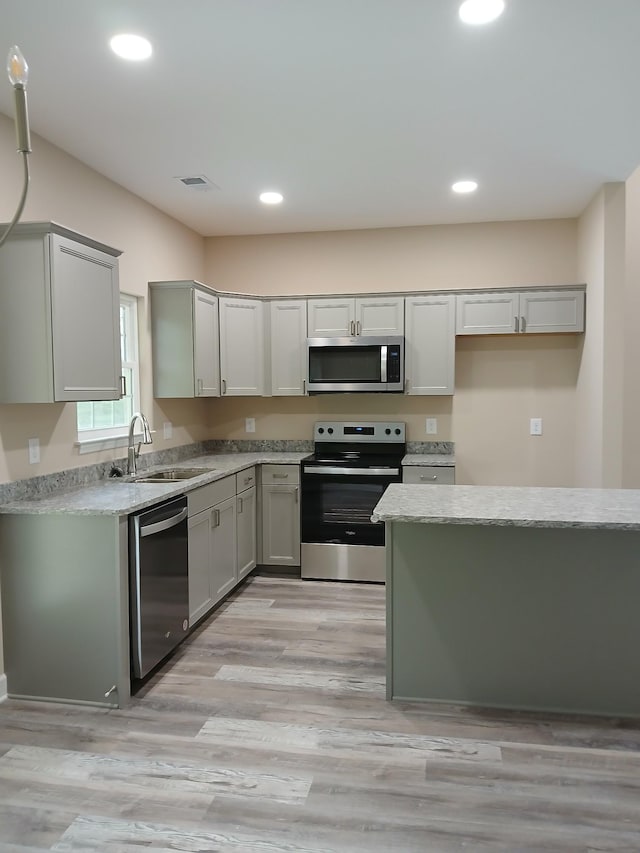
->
[28,437,40,464]
[530,418,543,436]
[425,418,437,435]
[163,421,173,440]
[245,418,256,433]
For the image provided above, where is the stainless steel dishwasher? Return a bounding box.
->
[129,495,189,680]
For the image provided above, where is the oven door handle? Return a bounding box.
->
[303,465,400,476]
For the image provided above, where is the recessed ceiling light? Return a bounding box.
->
[259,191,284,205]
[109,34,152,61]
[459,0,505,25]
[452,180,478,194]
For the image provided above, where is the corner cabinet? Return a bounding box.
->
[456,289,585,335]
[0,221,122,403]
[404,295,455,395]
[150,281,220,398]
[307,296,404,337]
[219,296,265,395]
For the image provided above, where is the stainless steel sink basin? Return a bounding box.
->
[132,467,216,483]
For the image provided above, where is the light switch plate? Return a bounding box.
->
[530,418,543,436]
[28,437,40,464]
[245,418,256,433]
[426,418,438,435]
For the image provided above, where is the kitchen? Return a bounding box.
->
[1,1,640,849]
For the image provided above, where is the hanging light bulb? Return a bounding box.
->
[6,45,31,153]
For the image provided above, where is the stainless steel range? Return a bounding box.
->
[301,421,405,582]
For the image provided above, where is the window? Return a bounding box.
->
[76,294,140,448]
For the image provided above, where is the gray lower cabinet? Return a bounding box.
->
[0,513,130,707]
[260,464,301,567]
[403,465,455,485]
[187,468,257,626]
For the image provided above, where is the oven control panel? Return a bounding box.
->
[313,421,405,442]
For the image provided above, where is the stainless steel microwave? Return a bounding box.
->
[307,336,404,393]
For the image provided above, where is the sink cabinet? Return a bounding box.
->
[0,221,122,403]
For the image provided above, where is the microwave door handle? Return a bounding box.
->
[380,345,388,383]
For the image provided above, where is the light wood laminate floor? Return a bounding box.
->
[1,574,640,852]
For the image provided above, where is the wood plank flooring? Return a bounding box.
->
[1,574,640,851]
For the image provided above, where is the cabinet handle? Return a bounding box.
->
[294,486,299,503]
[303,379,306,395]
[119,375,127,398]
[514,316,519,333]
[197,378,203,396]
[273,473,289,479]
[350,320,355,336]
[238,496,243,513]
[213,508,220,527]
[420,474,438,481]
[222,379,227,395]
[521,315,526,333]
[104,684,117,698]
[356,320,361,335]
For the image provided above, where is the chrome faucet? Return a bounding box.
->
[127,412,153,475]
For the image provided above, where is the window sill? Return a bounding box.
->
[75,431,155,455]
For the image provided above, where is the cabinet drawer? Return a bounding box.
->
[261,464,300,485]
[236,466,256,493]
[188,475,235,515]
[403,466,455,485]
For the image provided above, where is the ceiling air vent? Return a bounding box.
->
[175,175,219,192]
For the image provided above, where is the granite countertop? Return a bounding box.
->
[371,483,640,530]
[0,453,308,517]
[401,453,455,467]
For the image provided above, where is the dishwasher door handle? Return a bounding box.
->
[140,507,188,537]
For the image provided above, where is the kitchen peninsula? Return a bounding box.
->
[373,484,640,718]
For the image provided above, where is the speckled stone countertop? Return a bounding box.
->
[0,453,308,517]
[401,454,455,467]
[371,484,640,530]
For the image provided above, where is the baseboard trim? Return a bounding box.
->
[0,673,7,703]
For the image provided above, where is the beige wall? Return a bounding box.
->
[0,114,207,484]
[204,219,582,485]
[205,219,578,296]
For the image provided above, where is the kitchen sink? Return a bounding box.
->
[131,467,216,483]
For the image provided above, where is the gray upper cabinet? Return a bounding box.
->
[150,280,220,398]
[0,221,122,403]
[307,296,404,337]
[456,289,585,335]
[219,296,265,395]
[269,300,307,396]
[405,294,455,395]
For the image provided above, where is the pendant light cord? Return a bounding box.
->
[0,150,30,248]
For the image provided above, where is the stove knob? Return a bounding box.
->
[318,427,324,434]
[328,427,334,434]
[395,428,401,435]
[385,428,391,435]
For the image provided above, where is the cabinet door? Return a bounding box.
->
[188,509,213,625]
[307,298,355,336]
[456,292,519,335]
[211,496,237,602]
[356,296,404,336]
[270,300,307,395]
[405,295,455,395]
[193,289,220,396]
[520,290,585,333]
[51,235,121,401]
[261,484,301,566]
[236,486,257,580]
[219,297,265,395]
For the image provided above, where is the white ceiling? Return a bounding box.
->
[2,1,640,237]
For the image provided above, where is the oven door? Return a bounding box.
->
[301,464,401,546]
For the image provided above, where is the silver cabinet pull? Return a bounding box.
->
[104,685,117,698]
[420,474,438,481]
[356,320,361,335]
[238,496,243,513]
[521,316,526,333]
[350,320,355,336]
[197,378,203,395]
[273,472,289,479]
[514,316,519,333]
[120,375,127,398]
[213,508,220,527]
[294,486,299,503]
[222,378,227,395]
